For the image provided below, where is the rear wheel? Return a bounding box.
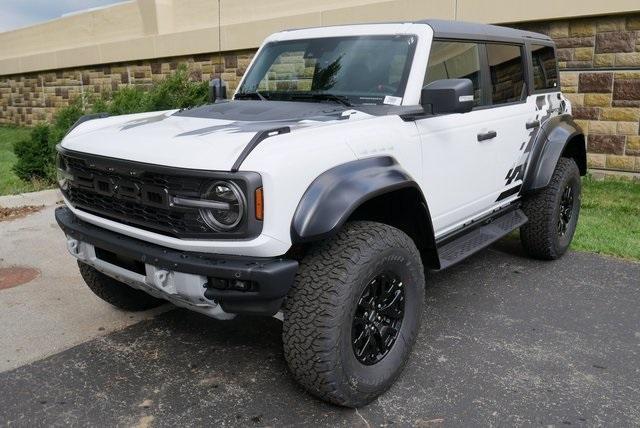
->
[282,221,425,407]
[520,157,581,260]
[78,262,165,311]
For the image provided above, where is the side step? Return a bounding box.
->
[437,209,528,270]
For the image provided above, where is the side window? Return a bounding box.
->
[424,41,483,107]
[486,43,526,105]
[531,44,558,91]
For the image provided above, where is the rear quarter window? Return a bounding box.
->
[531,44,559,92]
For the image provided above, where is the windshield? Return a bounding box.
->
[236,35,417,106]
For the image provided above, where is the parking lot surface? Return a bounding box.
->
[1,195,639,426]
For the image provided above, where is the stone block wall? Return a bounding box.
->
[0,50,256,126]
[1,12,639,174]
[515,13,640,174]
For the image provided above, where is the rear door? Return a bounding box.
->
[481,43,539,203]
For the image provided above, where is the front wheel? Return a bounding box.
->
[282,221,425,407]
[520,157,581,260]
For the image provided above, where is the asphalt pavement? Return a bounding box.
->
[1,191,639,426]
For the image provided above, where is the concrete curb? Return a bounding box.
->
[0,188,62,208]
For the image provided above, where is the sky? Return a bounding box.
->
[0,0,125,33]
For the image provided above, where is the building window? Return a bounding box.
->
[531,44,558,91]
[425,41,483,107]
[487,43,526,105]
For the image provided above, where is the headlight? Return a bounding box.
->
[199,181,245,231]
[56,153,72,191]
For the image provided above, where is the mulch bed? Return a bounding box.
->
[0,205,44,222]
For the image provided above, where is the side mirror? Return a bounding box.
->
[420,78,474,115]
[209,78,228,103]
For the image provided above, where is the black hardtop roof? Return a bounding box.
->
[418,19,552,44]
[284,19,553,45]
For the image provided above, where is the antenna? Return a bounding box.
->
[209,0,227,102]
[217,0,222,76]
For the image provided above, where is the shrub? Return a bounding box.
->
[146,67,209,110]
[93,65,209,115]
[102,86,151,115]
[89,96,109,114]
[12,65,209,182]
[13,98,85,181]
[49,98,85,146]
[12,124,54,181]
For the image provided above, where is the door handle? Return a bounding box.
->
[526,120,540,129]
[477,130,497,142]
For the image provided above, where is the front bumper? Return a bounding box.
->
[55,206,298,317]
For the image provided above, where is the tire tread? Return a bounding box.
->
[78,262,164,311]
[282,221,424,407]
[520,157,580,260]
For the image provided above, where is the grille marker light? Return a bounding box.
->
[255,187,264,221]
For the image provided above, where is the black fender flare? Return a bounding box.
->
[291,156,432,244]
[522,114,586,193]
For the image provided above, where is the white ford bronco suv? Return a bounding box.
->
[55,20,586,406]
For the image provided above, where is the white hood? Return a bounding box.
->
[61,101,372,171]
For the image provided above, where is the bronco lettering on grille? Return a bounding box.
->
[81,175,170,209]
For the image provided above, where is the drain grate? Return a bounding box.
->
[0,266,40,290]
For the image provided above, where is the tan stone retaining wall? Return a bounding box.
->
[0,50,256,126]
[515,13,640,174]
[1,13,639,174]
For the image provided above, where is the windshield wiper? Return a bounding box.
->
[308,93,352,107]
[236,91,352,107]
[235,91,268,101]
[284,92,352,107]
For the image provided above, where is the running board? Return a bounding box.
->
[437,209,528,270]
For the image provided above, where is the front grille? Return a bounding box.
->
[58,151,258,239]
[66,187,210,236]
[64,156,203,193]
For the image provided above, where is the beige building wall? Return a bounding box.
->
[1,0,640,76]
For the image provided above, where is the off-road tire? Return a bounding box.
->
[78,262,165,311]
[282,221,425,407]
[520,157,581,260]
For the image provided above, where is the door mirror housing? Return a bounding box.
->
[209,78,228,103]
[420,78,474,115]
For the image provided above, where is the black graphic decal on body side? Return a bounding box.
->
[495,94,560,202]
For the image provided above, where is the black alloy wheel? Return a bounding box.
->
[351,272,405,365]
[558,184,575,236]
